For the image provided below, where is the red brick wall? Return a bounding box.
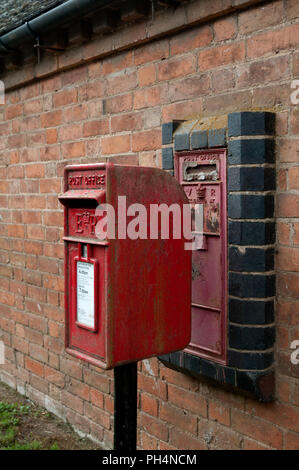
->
[0,0,298,449]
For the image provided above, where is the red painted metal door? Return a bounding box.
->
[175,149,227,364]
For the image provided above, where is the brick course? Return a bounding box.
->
[0,0,298,450]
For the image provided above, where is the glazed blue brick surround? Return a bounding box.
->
[160,112,276,402]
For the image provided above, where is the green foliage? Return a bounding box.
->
[1,440,42,450]
[0,400,54,450]
[50,442,60,450]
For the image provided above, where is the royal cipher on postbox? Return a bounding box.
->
[59,163,191,369]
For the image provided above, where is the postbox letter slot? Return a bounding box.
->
[58,189,106,207]
[183,162,218,182]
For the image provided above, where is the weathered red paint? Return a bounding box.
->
[59,163,191,369]
[175,149,227,364]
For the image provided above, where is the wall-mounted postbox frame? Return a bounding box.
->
[174,149,227,364]
[59,163,191,370]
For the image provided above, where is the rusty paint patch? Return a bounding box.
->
[192,262,201,280]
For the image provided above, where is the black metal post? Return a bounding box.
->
[114,361,137,451]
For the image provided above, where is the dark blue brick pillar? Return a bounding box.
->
[162,120,182,173]
[227,112,276,398]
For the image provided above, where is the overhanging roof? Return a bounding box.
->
[0,0,66,36]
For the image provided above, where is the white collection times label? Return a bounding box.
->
[77,261,95,329]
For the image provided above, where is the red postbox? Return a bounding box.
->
[59,163,191,369]
[175,149,227,364]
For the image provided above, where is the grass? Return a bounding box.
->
[0,401,59,450]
